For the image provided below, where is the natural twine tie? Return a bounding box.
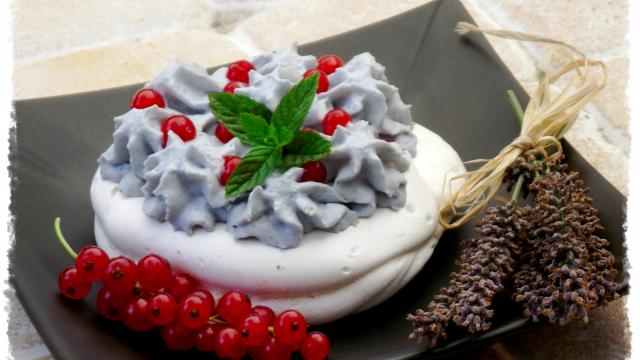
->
[439,22,607,230]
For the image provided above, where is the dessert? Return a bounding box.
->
[91,44,465,325]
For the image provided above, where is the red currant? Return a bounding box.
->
[274,310,307,348]
[303,69,329,93]
[148,293,177,326]
[239,313,269,346]
[168,273,197,301]
[75,246,109,282]
[252,305,276,326]
[137,254,172,291]
[161,321,195,351]
[96,286,126,320]
[227,60,255,83]
[251,335,293,360]
[215,123,235,144]
[220,155,241,186]
[214,327,247,360]
[322,108,352,135]
[131,88,165,109]
[194,322,224,352]
[178,294,213,329]
[300,332,330,360]
[300,161,327,183]
[191,289,216,313]
[122,297,154,332]
[317,55,344,75]
[223,81,246,93]
[58,267,91,300]
[160,115,196,147]
[102,257,138,294]
[217,290,252,324]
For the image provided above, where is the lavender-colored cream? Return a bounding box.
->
[98,44,418,248]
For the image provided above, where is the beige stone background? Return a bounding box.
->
[9,0,630,359]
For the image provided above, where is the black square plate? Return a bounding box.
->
[10,0,628,358]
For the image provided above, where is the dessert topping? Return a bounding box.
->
[322,108,352,136]
[317,54,344,75]
[303,69,329,93]
[210,73,331,198]
[160,115,196,147]
[227,60,255,83]
[300,161,327,183]
[215,123,235,143]
[220,155,242,186]
[224,81,247,94]
[131,88,165,109]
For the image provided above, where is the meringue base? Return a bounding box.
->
[91,124,464,324]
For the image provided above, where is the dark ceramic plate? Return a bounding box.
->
[10,0,628,359]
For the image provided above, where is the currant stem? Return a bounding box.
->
[54,217,77,259]
[208,314,228,325]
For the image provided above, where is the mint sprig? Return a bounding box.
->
[209,73,332,198]
[208,93,273,146]
[282,130,332,168]
[225,146,282,197]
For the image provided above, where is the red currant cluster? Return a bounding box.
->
[57,242,329,359]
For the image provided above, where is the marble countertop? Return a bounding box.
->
[10,0,630,359]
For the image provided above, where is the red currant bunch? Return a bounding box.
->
[54,218,330,359]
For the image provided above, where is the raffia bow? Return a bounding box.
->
[439,22,607,230]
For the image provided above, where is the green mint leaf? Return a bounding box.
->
[238,113,280,146]
[225,145,282,198]
[208,93,272,144]
[271,73,318,138]
[281,130,332,168]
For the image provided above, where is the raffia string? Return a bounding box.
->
[439,22,607,230]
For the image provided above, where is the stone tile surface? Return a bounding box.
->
[565,110,630,195]
[592,54,630,135]
[491,0,628,55]
[12,0,213,63]
[13,30,247,98]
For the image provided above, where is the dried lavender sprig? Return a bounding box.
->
[407,203,530,346]
[406,292,457,348]
[449,204,529,332]
[513,159,619,325]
